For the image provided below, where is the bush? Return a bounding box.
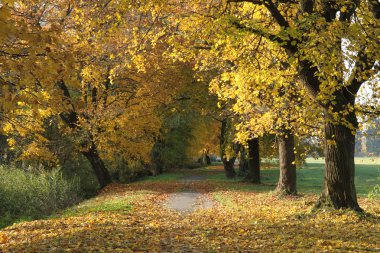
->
[109,159,150,183]
[0,166,82,221]
[368,185,380,200]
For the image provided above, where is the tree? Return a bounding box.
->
[0,0,198,187]
[164,0,379,209]
[228,0,380,210]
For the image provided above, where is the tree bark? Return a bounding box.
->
[276,133,297,195]
[315,112,362,211]
[82,141,112,188]
[205,154,211,165]
[223,157,237,178]
[238,146,248,177]
[245,138,260,183]
[220,118,237,178]
[151,139,164,175]
[200,151,212,165]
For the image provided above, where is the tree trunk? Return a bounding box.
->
[238,146,248,177]
[316,114,361,211]
[57,80,112,188]
[245,138,260,183]
[276,133,297,195]
[205,154,211,165]
[200,152,211,166]
[151,139,164,175]
[82,142,112,188]
[223,157,237,178]
[220,118,237,178]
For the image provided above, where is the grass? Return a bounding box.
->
[306,157,380,165]
[57,197,133,218]
[55,188,154,219]
[0,166,82,229]
[300,162,380,195]
[142,172,185,182]
[203,158,380,196]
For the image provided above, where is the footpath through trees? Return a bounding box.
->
[0,166,379,252]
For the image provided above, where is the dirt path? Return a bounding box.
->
[163,175,214,213]
[164,192,213,213]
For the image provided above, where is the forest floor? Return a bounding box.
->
[0,165,380,252]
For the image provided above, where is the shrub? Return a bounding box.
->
[368,185,380,200]
[0,166,82,220]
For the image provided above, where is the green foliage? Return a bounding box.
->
[368,185,380,200]
[0,166,82,227]
[152,110,197,169]
[108,158,149,183]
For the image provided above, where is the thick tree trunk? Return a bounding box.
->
[245,138,260,183]
[82,142,112,188]
[223,157,237,178]
[316,115,361,211]
[276,133,297,195]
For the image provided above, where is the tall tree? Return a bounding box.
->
[227,0,379,210]
[0,0,199,187]
[164,0,379,209]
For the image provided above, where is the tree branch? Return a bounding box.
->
[262,0,290,28]
[56,80,79,129]
[346,46,378,98]
[299,0,314,14]
[368,0,380,19]
[230,19,285,45]
[228,0,290,27]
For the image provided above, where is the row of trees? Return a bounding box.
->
[164,0,380,211]
[0,0,379,211]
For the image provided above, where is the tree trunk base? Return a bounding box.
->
[317,115,362,212]
[224,167,236,178]
[205,155,211,165]
[223,160,236,178]
[243,177,260,184]
[82,143,112,189]
[314,194,363,212]
[275,185,297,196]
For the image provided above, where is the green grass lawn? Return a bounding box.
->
[205,158,380,196]
[142,172,185,182]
